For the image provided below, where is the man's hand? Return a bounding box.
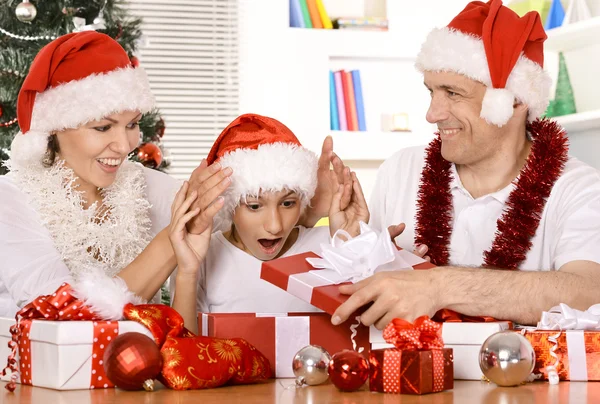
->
[300,136,347,227]
[186,159,232,234]
[331,270,442,329]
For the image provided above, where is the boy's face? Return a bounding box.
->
[231,189,302,261]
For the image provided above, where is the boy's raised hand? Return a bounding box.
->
[328,170,370,238]
[169,181,223,275]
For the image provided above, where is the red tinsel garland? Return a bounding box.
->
[414,118,569,269]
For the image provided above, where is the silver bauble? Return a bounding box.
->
[479,331,535,387]
[16,1,37,23]
[292,345,331,386]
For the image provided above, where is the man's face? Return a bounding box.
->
[423,71,509,165]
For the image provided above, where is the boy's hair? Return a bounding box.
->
[206,114,317,232]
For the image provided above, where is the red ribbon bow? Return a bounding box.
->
[2,283,106,392]
[382,316,444,351]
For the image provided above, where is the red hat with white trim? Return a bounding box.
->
[10,31,154,167]
[206,113,318,232]
[415,0,551,126]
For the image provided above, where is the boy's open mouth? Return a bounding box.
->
[258,238,282,254]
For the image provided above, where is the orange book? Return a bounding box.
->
[306,0,323,28]
[342,71,359,131]
[316,0,333,29]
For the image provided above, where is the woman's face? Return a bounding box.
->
[55,110,142,190]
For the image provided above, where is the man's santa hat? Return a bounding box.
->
[206,113,318,232]
[415,0,551,126]
[10,31,154,167]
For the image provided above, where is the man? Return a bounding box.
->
[331,0,600,328]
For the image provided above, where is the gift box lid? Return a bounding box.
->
[0,317,152,345]
[370,321,513,346]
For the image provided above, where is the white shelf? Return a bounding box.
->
[287,28,418,60]
[326,131,432,161]
[554,109,600,133]
[545,17,600,52]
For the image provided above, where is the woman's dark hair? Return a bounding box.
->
[43,135,60,167]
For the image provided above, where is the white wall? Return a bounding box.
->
[238,0,472,201]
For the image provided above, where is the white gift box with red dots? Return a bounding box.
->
[0,317,153,390]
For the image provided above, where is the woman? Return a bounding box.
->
[0,31,228,318]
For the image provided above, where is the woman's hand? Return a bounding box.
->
[169,181,223,275]
[328,171,370,238]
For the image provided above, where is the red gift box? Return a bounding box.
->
[198,312,369,378]
[260,251,434,316]
[520,329,600,381]
[369,348,454,394]
[369,316,453,394]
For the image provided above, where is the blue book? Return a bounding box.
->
[329,71,339,130]
[351,70,366,131]
[290,0,305,28]
[545,0,565,30]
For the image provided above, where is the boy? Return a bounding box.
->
[169,114,369,331]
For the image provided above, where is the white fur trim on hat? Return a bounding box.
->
[72,272,146,320]
[30,66,154,134]
[415,27,552,125]
[213,142,318,232]
[8,130,49,168]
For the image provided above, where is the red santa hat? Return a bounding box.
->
[206,113,318,231]
[10,31,154,167]
[415,0,551,126]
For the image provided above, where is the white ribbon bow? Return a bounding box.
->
[538,303,600,331]
[305,222,422,284]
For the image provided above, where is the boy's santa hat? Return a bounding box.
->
[415,0,551,126]
[206,113,318,232]
[10,31,154,167]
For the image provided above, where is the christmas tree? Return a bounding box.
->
[548,52,577,117]
[0,0,169,175]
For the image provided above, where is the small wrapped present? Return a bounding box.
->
[198,312,369,378]
[261,222,434,315]
[371,320,512,380]
[0,317,153,390]
[520,303,600,381]
[369,316,453,394]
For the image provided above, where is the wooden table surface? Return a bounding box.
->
[2,379,599,404]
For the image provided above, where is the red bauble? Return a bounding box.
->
[103,333,163,391]
[130,56,140,67]
[327,350,369,392]
[0,104,3,118]
[137,142,163,169]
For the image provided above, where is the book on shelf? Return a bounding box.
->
[351,70,366,131]
[330,69,366,132]
[290,0,305,28]
[333,71,348,131]
[334,17,389,31]
[329,71,340,131]
[290,0,332,29]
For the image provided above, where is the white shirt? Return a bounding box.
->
[0,166,180,318]
[171,226,331,313]
[369,145,600,271]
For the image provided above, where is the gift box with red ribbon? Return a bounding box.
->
[371,320,512,380]
[260,250,434,316]
[0,317,153,390]
[369,316,453,394]
[198,312,369,378]
[520,329,600,381]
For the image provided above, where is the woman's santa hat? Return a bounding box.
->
[415,0,551,126]
[10,31,154,167]
[206,113,318,232]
